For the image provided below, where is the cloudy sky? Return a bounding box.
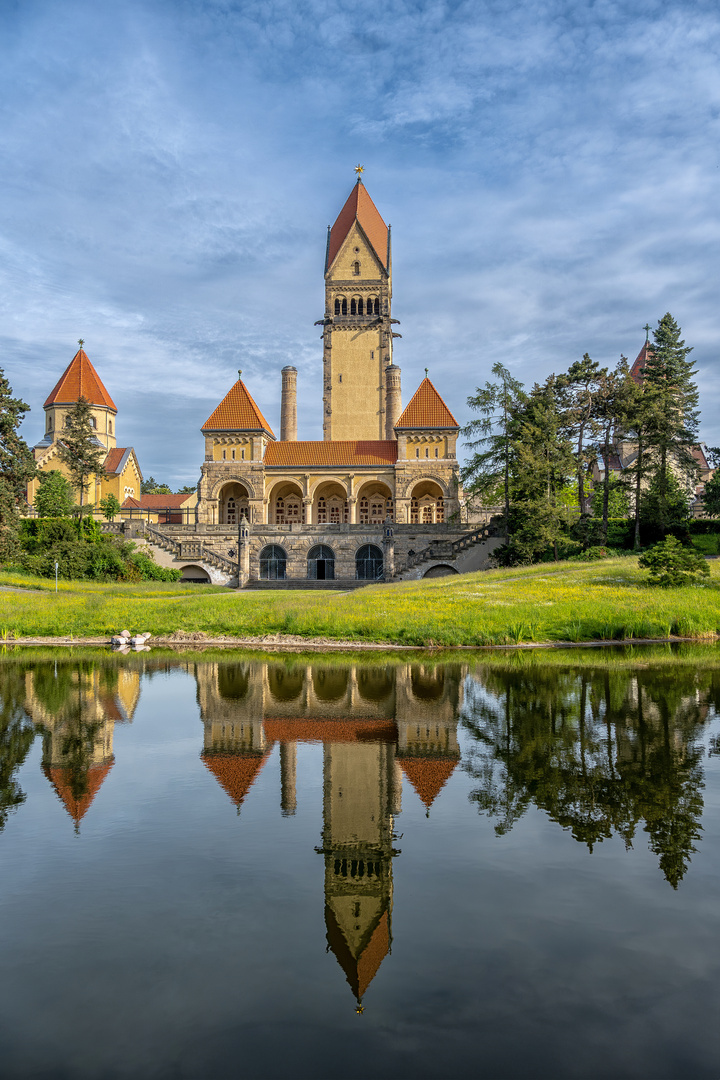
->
[1,0,718,486]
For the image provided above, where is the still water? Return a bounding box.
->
[1,649,719,1079]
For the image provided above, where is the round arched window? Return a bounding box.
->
[259,545,287,580]
[355,544,383,581]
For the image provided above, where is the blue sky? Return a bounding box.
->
[1,0,718,486]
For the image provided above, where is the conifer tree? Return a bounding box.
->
[461,362,525,539]
[591,357,631,545]
[0,368,36,562]
[556,354,605,517]
[642,314,699,536]
[57,397,106,520]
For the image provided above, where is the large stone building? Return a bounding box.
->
[27,346,143,512]
[193,177,482,583]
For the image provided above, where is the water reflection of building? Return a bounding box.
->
[196,661,464,1007]
[23,665,140,828]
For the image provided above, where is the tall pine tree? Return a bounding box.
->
[57,397,106,520]
[0,369,36,563]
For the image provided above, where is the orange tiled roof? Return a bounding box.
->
[104,448,125,473]
[201,750,272,808]
[325,905,390,1003]
[395,378,459,429]
[202,378,275,436]
[122,492,194,509]
[327,181,389,271]
[630,341,652,384]
[692,445,710,471]
[44,348,117,411]
[264,440,398,468]
[263,718,397,743]
[43,761,114,826]
[398,756,458,809]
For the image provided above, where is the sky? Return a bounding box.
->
[1,0,718,487]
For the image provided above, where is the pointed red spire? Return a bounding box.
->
[395,377,459,429]
[44,348,117,411]
[326,181,389,271]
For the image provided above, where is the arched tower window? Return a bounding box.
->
[334,298,340,315]
[341,297,348,315]
[350,298,357,316]
[357,297,364,315]
[374,297,380,315]
[353,261,360,276]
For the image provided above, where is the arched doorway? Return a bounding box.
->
[307,544,335,581]
[410,480,445,524]
[179,564,211,583]
[219,482,250,525]
[356,544,383,581]
[259,545,287,580]
[312,481,348,524]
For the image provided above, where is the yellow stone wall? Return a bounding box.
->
[209,436,253,462]
[43,403,117,451]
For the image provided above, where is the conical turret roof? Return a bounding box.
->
[327,180,389,271]
[398,757,458,810]
[201,377,275,437]
[43,761,114,827]
[44,348,117,411]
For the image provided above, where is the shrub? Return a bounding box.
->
[638,536,710,588]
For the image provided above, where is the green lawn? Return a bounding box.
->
[2,557,720,646]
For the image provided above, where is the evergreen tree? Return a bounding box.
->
[141,476,172,495]
[34,470,74,518]
[642,314,700,536]
[461,362,525,539]
[619,363,658,550]
[0,369,36,562]
[57,397,106,520]
[591,358,632,545]
[556,354,605,517]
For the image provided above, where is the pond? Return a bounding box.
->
[1,648,719,1079]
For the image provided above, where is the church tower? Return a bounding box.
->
[322,176,396,442]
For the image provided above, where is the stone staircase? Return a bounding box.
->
[144,524,238,575]
[394,522,498,577]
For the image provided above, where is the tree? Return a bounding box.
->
[556,353,604,517]
[640,468,691,543]
[141,476,172,495]
[179,484,197,494]
[620,361,659,550]
[461,362,525,539]
[34,470,74,518]
[57,397,106,520]
[591,358,632,545]
[642,314,700,537]
[99,493,121,521]
[0,368,36,562]
[638,536,709,587]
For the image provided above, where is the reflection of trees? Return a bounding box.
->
[0,663,35,832]
[462,662,710,887]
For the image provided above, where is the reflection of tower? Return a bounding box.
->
[319,738,401,1010]
[395,664,463,814]
[24,664,140,829]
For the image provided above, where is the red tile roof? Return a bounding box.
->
[327,181,389,271]
[201,750,272,808]
[630,341,652,384]
[122,492,194,509]
[202,378,275,436]
[43,760,114,826]
[398,756,458,810]
[264,440,398,468]
[104,448,125,473]
[44,348,117,411]
[692,445,710,471]
[325,905,390,1003]
[395,377,459,429]
[263,718,397,743]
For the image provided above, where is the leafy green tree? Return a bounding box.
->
[700,468,720,518]
[141,476,172,495]
[0,369,36,562]
[34,470,74,518]
[640,467,691,543]
[642,314,700,536]
[99,493,121,520]
[556,353,604,517]
[461,362,525,538]
[57,397,106,520]
[591,358,633,545]
[638,535,709,587]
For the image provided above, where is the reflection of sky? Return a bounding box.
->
[2,1,720,485]
[1,664,720,1077]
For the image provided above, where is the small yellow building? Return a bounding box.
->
[27,346,143,514]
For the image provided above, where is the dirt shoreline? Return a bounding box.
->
[3,632,718,652]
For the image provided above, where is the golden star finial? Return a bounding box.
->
[78,338,85,347]
[354,163,365,179]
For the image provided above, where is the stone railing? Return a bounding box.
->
[144,524,238,574]
[394,523,496,575]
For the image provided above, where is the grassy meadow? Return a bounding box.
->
[1,556,720,647]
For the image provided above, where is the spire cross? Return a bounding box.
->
[643,323,652,343]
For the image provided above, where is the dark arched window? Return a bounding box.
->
[357,297,364,315]
[341,297,348,315]
[259,545,287,580]
[334,298,341,315]
[374,297,380,315]
[350,298,357,315]
[307,544,335,581]
[356,544,383,581]
[353,261,360,275]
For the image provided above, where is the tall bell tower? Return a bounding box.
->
[321,171,398,441]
